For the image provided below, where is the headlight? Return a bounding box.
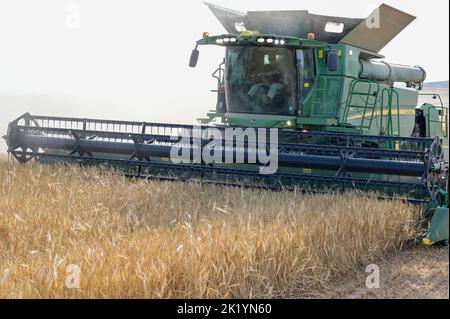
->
[223,38,230,43]
[279,39,286,45]
[257,38,265,43]
[230,37,237,43]
[266,38,274,44]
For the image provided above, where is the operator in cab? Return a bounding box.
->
[246,54,289,111]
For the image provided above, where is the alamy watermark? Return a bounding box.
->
[365,6,381,29]
[170,125,279,175]
[66,3,81,30]
[66,264,81,289]
[365,264,380,289]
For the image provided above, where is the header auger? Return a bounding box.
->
[4,3,449,245]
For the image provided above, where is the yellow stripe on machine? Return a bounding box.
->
[348,109,416,120]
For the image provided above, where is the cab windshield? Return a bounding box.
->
[225,47,297,115]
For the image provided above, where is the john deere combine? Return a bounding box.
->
[4,3,449,244]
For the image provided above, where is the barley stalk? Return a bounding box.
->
[0,160,419,298]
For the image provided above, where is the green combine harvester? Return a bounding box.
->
[4,3,449,245]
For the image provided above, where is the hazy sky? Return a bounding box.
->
[0,0,448,95]
[0,0,448,152]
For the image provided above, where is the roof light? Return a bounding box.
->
[203,32,210,39]
[241,31,254,37]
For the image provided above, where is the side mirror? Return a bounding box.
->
[189,48,199,68]
[327,50,339,72]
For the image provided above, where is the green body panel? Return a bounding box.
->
[297,44,428,138]
[344,84,420,136]
[299,44,357,124]
[419,103,448,137]
[426,206,449,244]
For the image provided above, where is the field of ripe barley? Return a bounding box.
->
[0,158,422,298]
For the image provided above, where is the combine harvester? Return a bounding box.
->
[4,3,449,244]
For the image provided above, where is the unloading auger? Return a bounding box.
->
[4,3,449,244]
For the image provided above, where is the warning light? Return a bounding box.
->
[307,33,316,40]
